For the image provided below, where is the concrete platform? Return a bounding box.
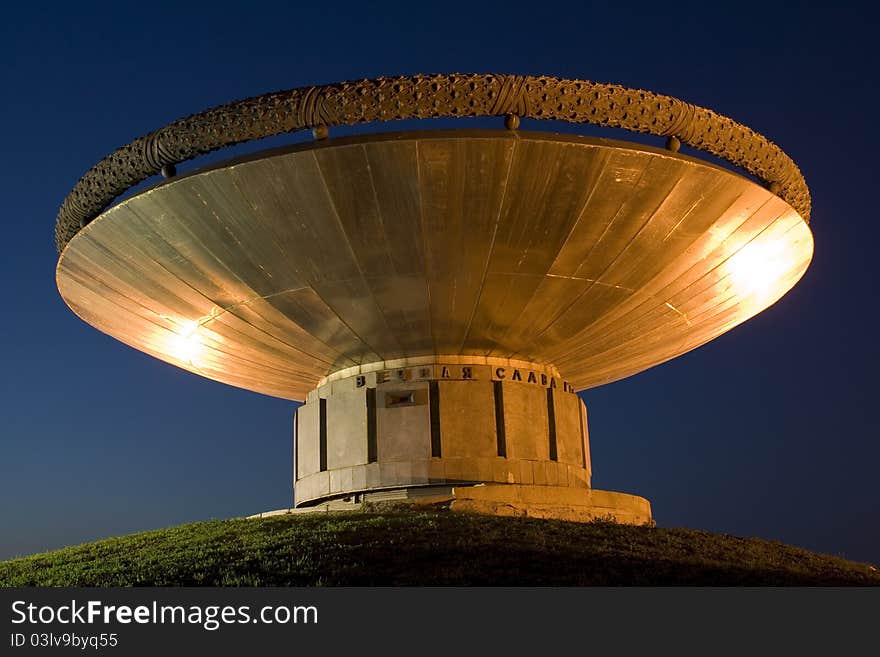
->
[249,483,652,526]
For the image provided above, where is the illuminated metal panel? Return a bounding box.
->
[56,130,813,401]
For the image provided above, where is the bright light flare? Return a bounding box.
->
[167,319,205,366]
[726,236,796,303]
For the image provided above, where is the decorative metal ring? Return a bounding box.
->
[55,73,811,253]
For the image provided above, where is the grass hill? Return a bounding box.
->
[1,507,877,586]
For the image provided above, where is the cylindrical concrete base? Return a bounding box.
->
[294,357,595,507]
[253,483,653,526]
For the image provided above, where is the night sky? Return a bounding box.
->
[2,2,878,565]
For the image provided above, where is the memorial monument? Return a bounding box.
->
[55,74,813,525]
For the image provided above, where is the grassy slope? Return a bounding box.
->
[1,507,877,586]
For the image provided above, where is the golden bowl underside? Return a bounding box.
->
[57,130,814,401]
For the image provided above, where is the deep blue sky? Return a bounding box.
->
[1,1,877,564]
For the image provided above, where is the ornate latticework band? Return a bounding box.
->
[54,73,810,252]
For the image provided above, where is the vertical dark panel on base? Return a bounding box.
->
[493,381,506,457]
[293,407,300,508]
[366,387,377,463]
[578,399,587,470]
[547,388,558,461]
[429,380,442,457]
[319,398,327,472]
[294,408,300,481]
